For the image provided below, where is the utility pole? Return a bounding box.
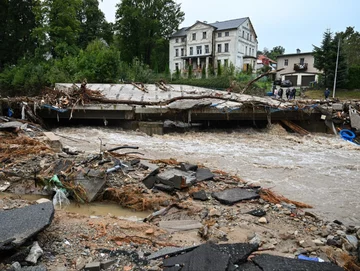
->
[332,38,340,98]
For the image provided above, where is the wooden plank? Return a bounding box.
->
[281,120,309,136]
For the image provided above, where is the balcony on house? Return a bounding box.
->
[294,63,308,71]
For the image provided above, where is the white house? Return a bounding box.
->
[169,17,258,77]
[276,49,323,86]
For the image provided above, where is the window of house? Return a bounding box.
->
[218,32,222,38]
[203,32,207,39]
[175,38,179,43]
[225,31,229,37]
[225,43,229,52]
[205,45,209,54]
[196,45,202,55]
[175,49,178,57]
[217,44,222,53]
[181,37,185,42]
[245,46,247,55]
[181,48,184,56]
[247,33,249,40]
[224,59,228,67]
[300,58,305,65]
[217,59,221,67]
[192,33,196,40]
[190,47,193,55]
[175,63,179,70]
[242,31,244,38]
[250,34,252,41]
[284,59,288,66]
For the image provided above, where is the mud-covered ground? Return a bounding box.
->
[1,124,360,271]
[54,125,360,226]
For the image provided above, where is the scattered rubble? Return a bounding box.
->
[0,116,360,270]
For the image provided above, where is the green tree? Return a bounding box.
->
[115,0,184,69]
[313,29,348,88]
[338,26,360,67]
[267,46,285,60]
[77,0,113,49]
[76,39,121,83]
[0,0,38,70]
[36,0,82,58]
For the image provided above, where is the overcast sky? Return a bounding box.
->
[99,0,359,54]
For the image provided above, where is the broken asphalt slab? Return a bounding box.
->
[141,160,160,189]
[192,190,208,201]
[217,243,258,265]
[163,242,258,271]
[252,254,344,271]
[212,188,260,205]
[147,245,199,260]
[179,163,198,172]
[156,168,196,189]
[195,167,214,182]
[73,168,106,202]
[159,220,203,231]
[0,202,54,250]
[163,242,231,271]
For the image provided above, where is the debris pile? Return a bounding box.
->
[1,117,360,271]
[317,102,360,144]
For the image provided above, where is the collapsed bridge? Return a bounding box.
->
[2,83,359,135]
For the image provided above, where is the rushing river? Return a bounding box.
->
[53,125,360,226]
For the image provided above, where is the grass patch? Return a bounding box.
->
[304,89,360,100]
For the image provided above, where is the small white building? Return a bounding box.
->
[276,50,323,87]
[169,17,258,77]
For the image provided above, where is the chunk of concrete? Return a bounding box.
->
[159,220,203,231]
[192,190,208,201]
[141,160,160,189]
[212,188,259,205]
[157,168,196,189]
[0,202,54,250]
[179,163,198,172]
[43,132,63,152]
[100,259,116,269]
[195,167,214,182]
[84,261,101,271]
[0,121,24,131]
[73,168,106,202]
[142,175,158,189]
[349,106,360,130]
[252,254,344,271]
[153,183,175,194]
[25,241,44,264]
[331,103,343,111]
[0,180,10,192]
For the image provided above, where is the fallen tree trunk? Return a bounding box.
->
[240,68,284,94]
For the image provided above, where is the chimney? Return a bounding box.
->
[296,48,301,54]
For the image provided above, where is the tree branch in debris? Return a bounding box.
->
[240,68,284,94]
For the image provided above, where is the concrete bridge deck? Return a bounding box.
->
[38,83,321,122]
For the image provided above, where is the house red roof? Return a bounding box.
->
[257,55,277,64]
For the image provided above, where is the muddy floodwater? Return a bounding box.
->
[0,193,149,218]
[54,126,360,226]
